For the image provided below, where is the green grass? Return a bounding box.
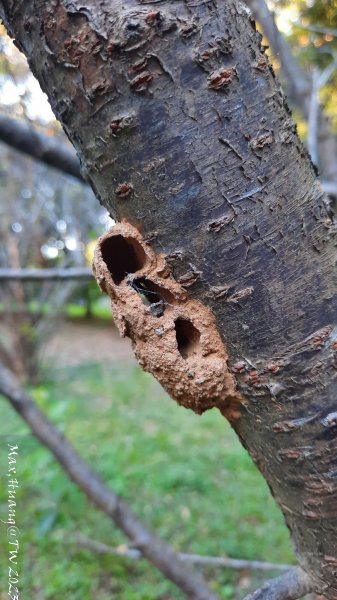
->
[0,297,112,321]
[65,299,112,320]
[0,360,294,599]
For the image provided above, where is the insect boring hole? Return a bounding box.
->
[130,278,175,317]
[100,234,147,284]
[175,318,201,359]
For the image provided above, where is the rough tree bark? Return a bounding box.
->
[1,0,336,597]
[0,113,336,197]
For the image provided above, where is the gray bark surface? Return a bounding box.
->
[1,0,336,596]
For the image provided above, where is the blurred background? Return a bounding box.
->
[0,1,336,598]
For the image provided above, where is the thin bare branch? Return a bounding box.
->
[293,22,337,38]
[0,363,220,600]
[308,69,320,167]
[76,534,293,572]
[242,567,312,600]
[0,268,93,281]
[308,60,337,167]
[316,58,337,90]
[179,554,291,573]
[321,180,337,196]
[0,114,85,183]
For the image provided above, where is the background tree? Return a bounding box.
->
[0,141,109,381]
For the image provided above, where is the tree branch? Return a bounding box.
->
[0,267,93,281]
[308,69,320,167]
[242,567,313,600]
[321,180,337,196]
[0,114,85,183]
[75,534,292,572]
[293,22,337,38]
[308,60,337,171]
[0,362,220,600]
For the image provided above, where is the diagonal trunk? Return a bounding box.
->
[1,0,336,596]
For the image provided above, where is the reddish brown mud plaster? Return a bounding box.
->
[93,222,244,417]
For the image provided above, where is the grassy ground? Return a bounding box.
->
[0,354,295,599]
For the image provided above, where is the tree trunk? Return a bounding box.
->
[1,0,336,596]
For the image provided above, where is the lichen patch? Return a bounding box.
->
[93,222,244,416]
